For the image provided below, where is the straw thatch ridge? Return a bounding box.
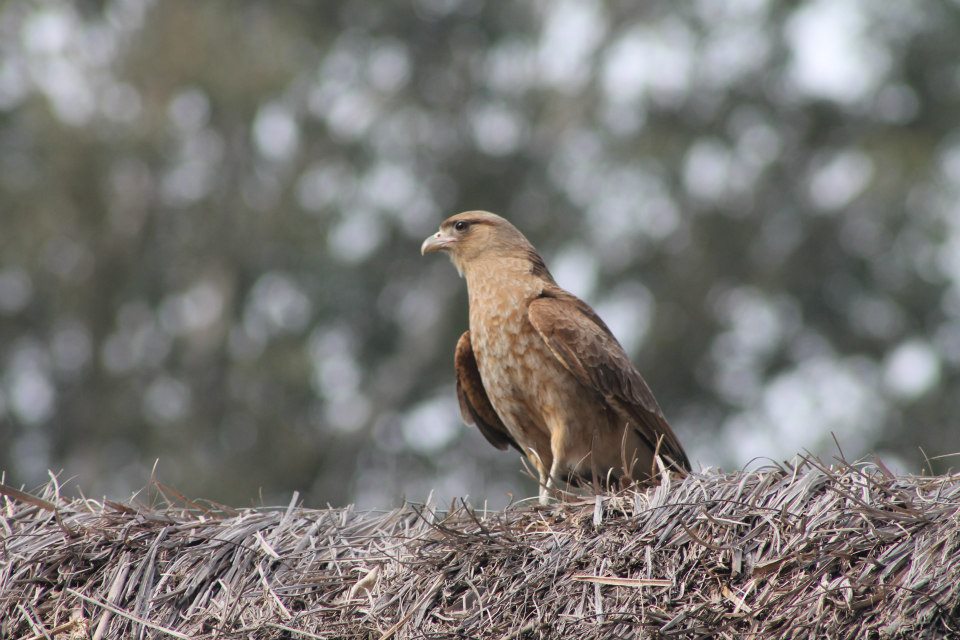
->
[2,457,959,639]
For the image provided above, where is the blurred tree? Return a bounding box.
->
[1,0,958,507]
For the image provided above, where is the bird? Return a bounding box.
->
[421,211,690,503]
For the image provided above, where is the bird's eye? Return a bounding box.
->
[454,220,470,232]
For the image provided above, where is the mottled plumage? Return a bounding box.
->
[422,211,689,502]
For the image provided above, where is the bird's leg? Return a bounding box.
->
[527,449,553,505]
[538,457,565,504]
[546,458,561,489]
[538,480,550,505]
[541,457,566,505]
[541,428,570,504]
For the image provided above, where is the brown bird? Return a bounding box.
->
[421,211,689,503]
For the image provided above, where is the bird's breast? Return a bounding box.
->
[467,283,569,449]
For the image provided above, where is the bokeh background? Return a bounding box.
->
[2,0,959,508]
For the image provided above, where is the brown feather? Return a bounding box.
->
[526,248,553,280]
[454,331,520,452]
[528,288,691,472]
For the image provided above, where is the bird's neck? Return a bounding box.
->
[463,255,548,323]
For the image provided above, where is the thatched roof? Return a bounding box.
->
[2,457,959,639]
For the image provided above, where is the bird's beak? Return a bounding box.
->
[421,230,455,255]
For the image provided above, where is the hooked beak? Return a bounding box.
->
[420,230,456,255]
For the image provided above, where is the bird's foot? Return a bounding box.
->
[538,485,555,506]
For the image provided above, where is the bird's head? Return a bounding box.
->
[421,211,542,278]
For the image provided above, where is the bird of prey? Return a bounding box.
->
[421,211,690,503]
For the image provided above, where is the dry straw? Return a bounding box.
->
[2,456,959,638]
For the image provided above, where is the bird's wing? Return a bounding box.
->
[528,290,690,471]
[454,331,521,452]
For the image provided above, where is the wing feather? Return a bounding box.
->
[527,290,690,471]
[454,331,520,452]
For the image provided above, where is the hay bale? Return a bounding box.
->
[2,457,959,639]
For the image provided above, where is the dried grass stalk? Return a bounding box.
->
[2,456,959,639]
